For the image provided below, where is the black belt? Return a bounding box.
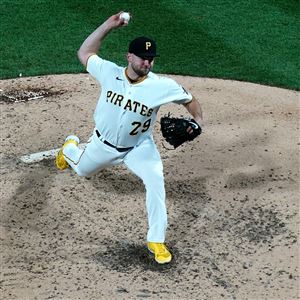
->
[96,130,133,152]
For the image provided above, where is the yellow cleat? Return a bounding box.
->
[55,136,79,170]
[147,242,172,264]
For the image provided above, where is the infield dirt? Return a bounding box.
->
[0,74,299,299]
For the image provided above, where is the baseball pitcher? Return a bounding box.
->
[56,11,203,264]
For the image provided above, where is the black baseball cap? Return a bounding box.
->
[128,36,159,58]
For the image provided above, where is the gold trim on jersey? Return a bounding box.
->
[124,68,148,85]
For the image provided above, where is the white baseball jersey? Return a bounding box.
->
[87,54,192,148]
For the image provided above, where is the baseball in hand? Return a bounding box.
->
[120,12,130,23]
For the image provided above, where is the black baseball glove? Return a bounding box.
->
[160,116,202,148]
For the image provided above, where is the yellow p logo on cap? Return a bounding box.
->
[146,42,151,50]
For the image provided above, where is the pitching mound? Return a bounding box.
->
[0,74,299,299]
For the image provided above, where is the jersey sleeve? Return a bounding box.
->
[167,78,193,104]
[86,54,119,84]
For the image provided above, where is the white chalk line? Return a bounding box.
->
[20,143,87,164]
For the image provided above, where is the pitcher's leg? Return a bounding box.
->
[144,172,167,242]
[63,141,96,177]
[59,131,124,177]
[124,138,167,242]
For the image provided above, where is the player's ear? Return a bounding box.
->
[127,53,133,62]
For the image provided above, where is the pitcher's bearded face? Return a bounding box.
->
[128,53,154,77]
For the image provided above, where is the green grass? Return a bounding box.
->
[1,0,299,90]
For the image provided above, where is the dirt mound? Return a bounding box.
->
[0,74,299,299]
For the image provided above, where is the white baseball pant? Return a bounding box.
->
[63,129,167,243]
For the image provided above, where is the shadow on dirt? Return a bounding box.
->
[6,164,56,230]
[90,175,210,274]
[91,240,179,274]
[225,169,296,190]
